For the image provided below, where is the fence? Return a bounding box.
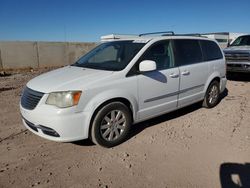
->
[0,41,97,70]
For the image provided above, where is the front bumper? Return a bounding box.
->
[20,104,91,142]
[226,61,250,73]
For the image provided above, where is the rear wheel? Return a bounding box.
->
[203,80,220,108]
[90,102,132,148]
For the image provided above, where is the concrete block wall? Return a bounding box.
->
[0,41,97,70]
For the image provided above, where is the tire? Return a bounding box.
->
[202,80,220,108]
[90,102,132,148]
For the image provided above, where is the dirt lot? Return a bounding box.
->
[0,69,249,188]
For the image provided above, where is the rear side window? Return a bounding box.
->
[174,39,202,66]
[200,40,223,61]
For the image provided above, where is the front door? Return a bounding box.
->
[137,40,180,120]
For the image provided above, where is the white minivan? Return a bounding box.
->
[20,33,227,147]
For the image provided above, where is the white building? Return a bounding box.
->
[202,32,248,49]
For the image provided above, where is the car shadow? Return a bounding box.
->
[143,71,167,83]
[127,102,202,140]
[127,88,228,140]
[227,73,250,82]
[219,88,228,102]
[72,102,203,147]
[72,138,95,146]
[72,88,228,147]
[72,102,204,147]
[220,163,250,188]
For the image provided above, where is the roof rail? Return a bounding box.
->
[176,33,202,37]
[101,34,138,41]
[139,31,175,37]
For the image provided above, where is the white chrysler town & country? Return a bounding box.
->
[20,32,227,147]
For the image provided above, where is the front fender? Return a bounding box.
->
[84,88,138,120]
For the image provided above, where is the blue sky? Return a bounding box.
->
[0,0,250,42]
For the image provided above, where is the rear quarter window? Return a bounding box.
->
[200,40,223,61]
[173,39,203,66]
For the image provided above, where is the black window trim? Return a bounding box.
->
[172,39,223,67]
[126,38,223,77]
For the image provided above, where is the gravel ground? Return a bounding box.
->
[0,69,249,188]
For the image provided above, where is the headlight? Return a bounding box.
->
[46,91,82,108]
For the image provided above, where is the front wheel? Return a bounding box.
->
[203,80,220,108]
[90,102,132,148]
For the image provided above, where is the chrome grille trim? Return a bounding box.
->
[225,52,250,62]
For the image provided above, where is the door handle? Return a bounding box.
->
[181,70,190,76]
[169,73,179,78]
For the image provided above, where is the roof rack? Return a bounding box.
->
[139,31,175,37]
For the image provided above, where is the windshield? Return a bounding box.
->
[230,35,250,46]
[72,40,146,71]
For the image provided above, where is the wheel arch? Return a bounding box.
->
[202,75,221,108]
[88,97,135,139]
[204,73,221,94]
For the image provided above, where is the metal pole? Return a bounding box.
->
[0,48,3,70]
[35,42,40,68]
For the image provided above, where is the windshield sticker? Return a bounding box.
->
[133,39,149,43]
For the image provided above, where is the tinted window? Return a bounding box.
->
[174,39,202,66]
[200,40,223,61]
[139,40,174,70]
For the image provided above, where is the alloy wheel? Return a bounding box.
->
[100,110,126,141]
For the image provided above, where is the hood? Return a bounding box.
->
[224,46,250,53]
[27,66,113,93]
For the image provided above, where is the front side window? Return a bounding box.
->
[72,41,146,71]
[139,40,174,70]
[200,40,223,61]
[231,35,250,46]
[174,39,202,66]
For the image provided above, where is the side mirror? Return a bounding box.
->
[139,60,156,72]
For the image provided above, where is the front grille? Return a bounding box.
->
[21,87,44,110]
[227,64,242,68]
[227,64,250,69]
[225,52,250,62]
